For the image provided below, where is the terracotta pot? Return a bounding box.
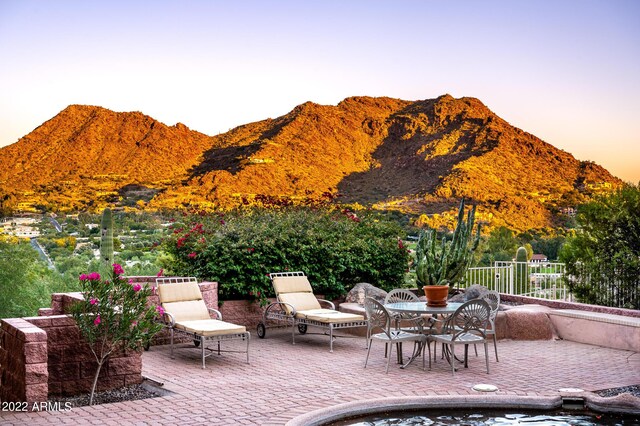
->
[422,285,449,307]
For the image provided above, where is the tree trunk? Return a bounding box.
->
[89,359,105,406]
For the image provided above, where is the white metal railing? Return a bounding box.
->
[463,261,572,301]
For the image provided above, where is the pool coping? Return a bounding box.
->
[286,394,640,426]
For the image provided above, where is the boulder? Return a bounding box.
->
[448,284,490,303]
[503,305,556,340]
[344,283,387,305]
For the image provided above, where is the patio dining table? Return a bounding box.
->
[384,301,462,369]
[385,301,463,317]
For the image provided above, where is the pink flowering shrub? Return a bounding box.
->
[69,263,163,405]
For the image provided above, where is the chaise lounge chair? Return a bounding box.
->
[157,277,250,368]
[256,271,367,352]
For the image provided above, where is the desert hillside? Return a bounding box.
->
[0,96,621,230]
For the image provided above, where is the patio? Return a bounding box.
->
[1,328,639,425]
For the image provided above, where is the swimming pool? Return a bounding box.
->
[285,395,640,426]
[329,408,639,425]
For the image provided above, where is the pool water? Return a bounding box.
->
[330,409,640,425]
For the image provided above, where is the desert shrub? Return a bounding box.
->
[164,208,409,304]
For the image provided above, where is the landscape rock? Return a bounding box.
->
[448,284,490,303]
[503,305,556,340]
[344,283,387,305]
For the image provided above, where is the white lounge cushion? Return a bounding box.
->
[272,275,314,294]
[296,309,364,324]
[163,300,210,322]
[175,319,247,337]
[278,292,322,313]
[158,282,203,303]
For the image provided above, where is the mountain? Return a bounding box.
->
[0,104,213,188]
[0,96,622,230]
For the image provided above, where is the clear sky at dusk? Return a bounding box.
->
[1,0,639,182]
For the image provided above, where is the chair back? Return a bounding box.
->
[385,289,420,321]
[157,279,210,322]
[156,277,198,285]
[269,271,321,314]
[385,289,419,304]
[364,297,391,337]
[445,299,490,339]
[480,290,500,321]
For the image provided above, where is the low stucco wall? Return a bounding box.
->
[548,310,640,352]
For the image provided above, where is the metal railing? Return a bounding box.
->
[463,261,571,301]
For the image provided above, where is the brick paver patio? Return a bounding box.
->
[1,329,639,425]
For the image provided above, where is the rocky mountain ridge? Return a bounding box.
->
[0,95,621,230]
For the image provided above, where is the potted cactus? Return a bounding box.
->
[415,199,481,306]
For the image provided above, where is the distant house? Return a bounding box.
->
[531,254,548,263]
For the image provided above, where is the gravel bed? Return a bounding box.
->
[596,384,640,398]
[48,382,162,408]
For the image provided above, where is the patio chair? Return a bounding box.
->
[480,290,500,362]
[384,289,436,334]
[364,297,427,373]
[157,277,250,368]
[427,299,491,376]
[257,271,367,352]
[384,289,431,362]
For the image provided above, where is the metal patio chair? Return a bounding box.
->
[480,290,500,361]
[157,277,250,368]
[428,298,491,376]
[364,297,427,373]
[384,289,431,333]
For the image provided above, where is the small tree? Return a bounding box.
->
[560,183,640,309]
[69,263,163,405]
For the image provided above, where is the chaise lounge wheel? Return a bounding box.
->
[297,324,307,334]
[194,339,201,347]
[257,323,266,338]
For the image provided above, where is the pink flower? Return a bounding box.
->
[88,272,101,281]
[156,269,164,277]
[132,283,142,292]
[113,263,125,275]
[89,298,98,305]
[188,252,197,258]
[156,306,165,316]
[94,315,101,326]
[79,273,88,281]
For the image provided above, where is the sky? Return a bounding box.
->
[1,0,639,183]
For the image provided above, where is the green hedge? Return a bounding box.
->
[164,208,409,304]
